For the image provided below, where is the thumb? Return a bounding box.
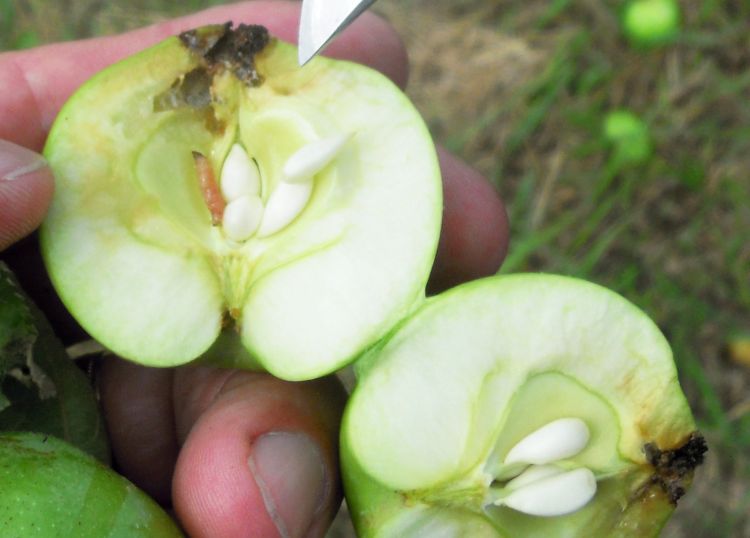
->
[172,367,346,538]
[0,140,54,250]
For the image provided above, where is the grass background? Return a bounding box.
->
[2,0,748,536]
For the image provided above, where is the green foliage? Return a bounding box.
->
[0,0,40,50]
[0,263,110,463]
[448,3,748,531]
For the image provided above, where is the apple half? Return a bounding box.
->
[342,274,705,537]
[41,24,441,380]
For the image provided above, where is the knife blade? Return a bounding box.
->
[298,0,379,66]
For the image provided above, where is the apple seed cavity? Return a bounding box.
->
[486,417,596,517]
[216,136,348,241]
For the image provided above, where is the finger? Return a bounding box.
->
[0,1,408,151]
[172,367,345,538]
[98,358,179,505]
[428,147,510,293]
[0,140,54,251]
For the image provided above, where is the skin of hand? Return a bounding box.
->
[0,2,509,537]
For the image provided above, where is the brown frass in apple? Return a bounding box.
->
[153,68,214,111]
[180,22,270,86]
[644,432,708,504]
[154,23,271,115]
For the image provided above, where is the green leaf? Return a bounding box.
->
[0,262,110,463]
[12,30,41,50]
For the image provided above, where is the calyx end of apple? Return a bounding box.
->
[643,431,707,505]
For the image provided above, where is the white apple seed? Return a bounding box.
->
[281,133,350,184]
[222,194,264,241]
[256,181,313,237]
[504,464,565,491]
[500,467,597,517]
[221,143,261,202]
[504,417,590,465]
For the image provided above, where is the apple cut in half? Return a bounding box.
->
[41,24,441,380]
[342,274,705,537]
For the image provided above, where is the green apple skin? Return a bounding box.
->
[341,274,702,537]
[622,0,680,47]
[41,24,441,381]
[0,432,183,537]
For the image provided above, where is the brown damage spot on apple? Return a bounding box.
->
[151,66,226,133]
[220,309,241,329]
[643,432,707,504]
[153,23,271,127]
[153,67,213,112]
[192,151,225,225]
[179,22,271,87]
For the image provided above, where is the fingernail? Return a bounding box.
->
[248,432,328,538]
[0,140,48,181]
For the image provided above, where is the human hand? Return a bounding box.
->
[0,2,508,536]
